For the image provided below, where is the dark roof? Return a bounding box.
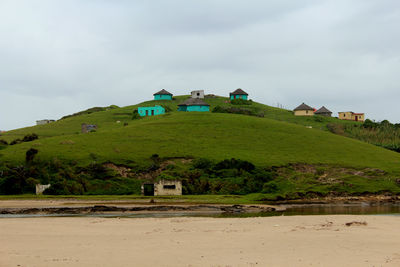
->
[314,106,332,114]
[230,88,248,96]
[178,98,210,106]
[153,89,172,96]
[294,103,314,111]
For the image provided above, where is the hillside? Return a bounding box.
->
[0,96,399,171]
[1,96,400,197]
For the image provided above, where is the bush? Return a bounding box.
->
[9,134,38,146]
[262,181,279,193]
[26,148,39,163]
[327,123,345,135]
[231,99,251,105]
[9,139,22,145]
[212,106,255,116]
[0,140,8,146]
[132,109,140,120]
[23,133,39,142]
[363,119,378,129]
[313,116,323,122]
[43,181,70,195]
[215,158,255,172]
[161,105,172,113]
[192,158,214,169]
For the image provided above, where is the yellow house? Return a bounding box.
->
[293,103,315,116]
[338,112,365,122]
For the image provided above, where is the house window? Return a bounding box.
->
[306,111,309,114]
[197,93,200,96]
[163,185,176,190]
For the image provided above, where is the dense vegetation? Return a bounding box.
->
[1,151,399,199]
[328,119,400,152]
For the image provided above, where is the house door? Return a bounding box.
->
[151,110,154,116]
[355,116,358,122]
[143,184,154,196]
[146,110,149,116]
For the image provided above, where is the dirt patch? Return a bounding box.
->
[345,221,368,227]
[60,140,75,145]
[0,204,276,215]
[103,163,131,178]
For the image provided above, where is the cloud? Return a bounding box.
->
[0,0,399,130]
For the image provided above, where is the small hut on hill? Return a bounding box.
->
[178,98,210,112]
[314,106,332,117]
[153,89,173,100]
[338,112,365,122]
[230,88,248,100]
[293,103,314,116]
[138,105,165,117]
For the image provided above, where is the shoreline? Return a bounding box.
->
[0,198,399,216]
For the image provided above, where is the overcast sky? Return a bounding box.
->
[1,0,399,130]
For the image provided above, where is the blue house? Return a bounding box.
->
[138,105,165,117]
[230,88,248,100]
[154,89,173,100]
[178,98,210,112]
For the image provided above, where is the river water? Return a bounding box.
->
[1,202,400,218]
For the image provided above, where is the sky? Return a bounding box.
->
[0,0,399,130]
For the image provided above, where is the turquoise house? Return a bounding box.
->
[153,89,173,100]
[138,105,165,117]
[178,98,210,112]
[230,88,248,100]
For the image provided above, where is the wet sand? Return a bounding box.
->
[1,215,400,266]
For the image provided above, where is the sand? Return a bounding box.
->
[1,215,400,267]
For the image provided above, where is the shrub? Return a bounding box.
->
[327,123,345,135]
[22,133,39,142]
[43,181,70,195]
[9,134,39,146]
[132,109,140,120]
[26,148,39,163]
[192,158,214,169]
[313,116,323,122]
[161,105,172,113]
[214,158,255,172]
[231,98,251,105]
[262,181,279,193]
[0,140,8,146]
[212,106,255,116]
[9,139,22,145]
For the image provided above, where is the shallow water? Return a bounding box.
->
[1,203,399,218]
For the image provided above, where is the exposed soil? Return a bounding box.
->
[0,204,276,215]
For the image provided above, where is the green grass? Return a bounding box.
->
[1,96,399,173]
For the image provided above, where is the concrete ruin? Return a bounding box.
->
[191,90,205,99]
[36,120,55,125]
[81,123,98,133]
[36,184,51,195]
[142,180,182,196]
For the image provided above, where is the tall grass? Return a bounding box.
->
[329,120,400,152]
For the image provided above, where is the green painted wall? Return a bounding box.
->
[154,94,172,100]
[230,95,248,100]
[179,105,210,112]
[138,105,166,117]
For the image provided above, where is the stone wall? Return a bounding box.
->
[191,90,205,99]
[36,184,51,195]
[154,180,182,196]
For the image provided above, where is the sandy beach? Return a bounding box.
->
[1,215,399,267]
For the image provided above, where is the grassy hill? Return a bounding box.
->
[1,96,399,173]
